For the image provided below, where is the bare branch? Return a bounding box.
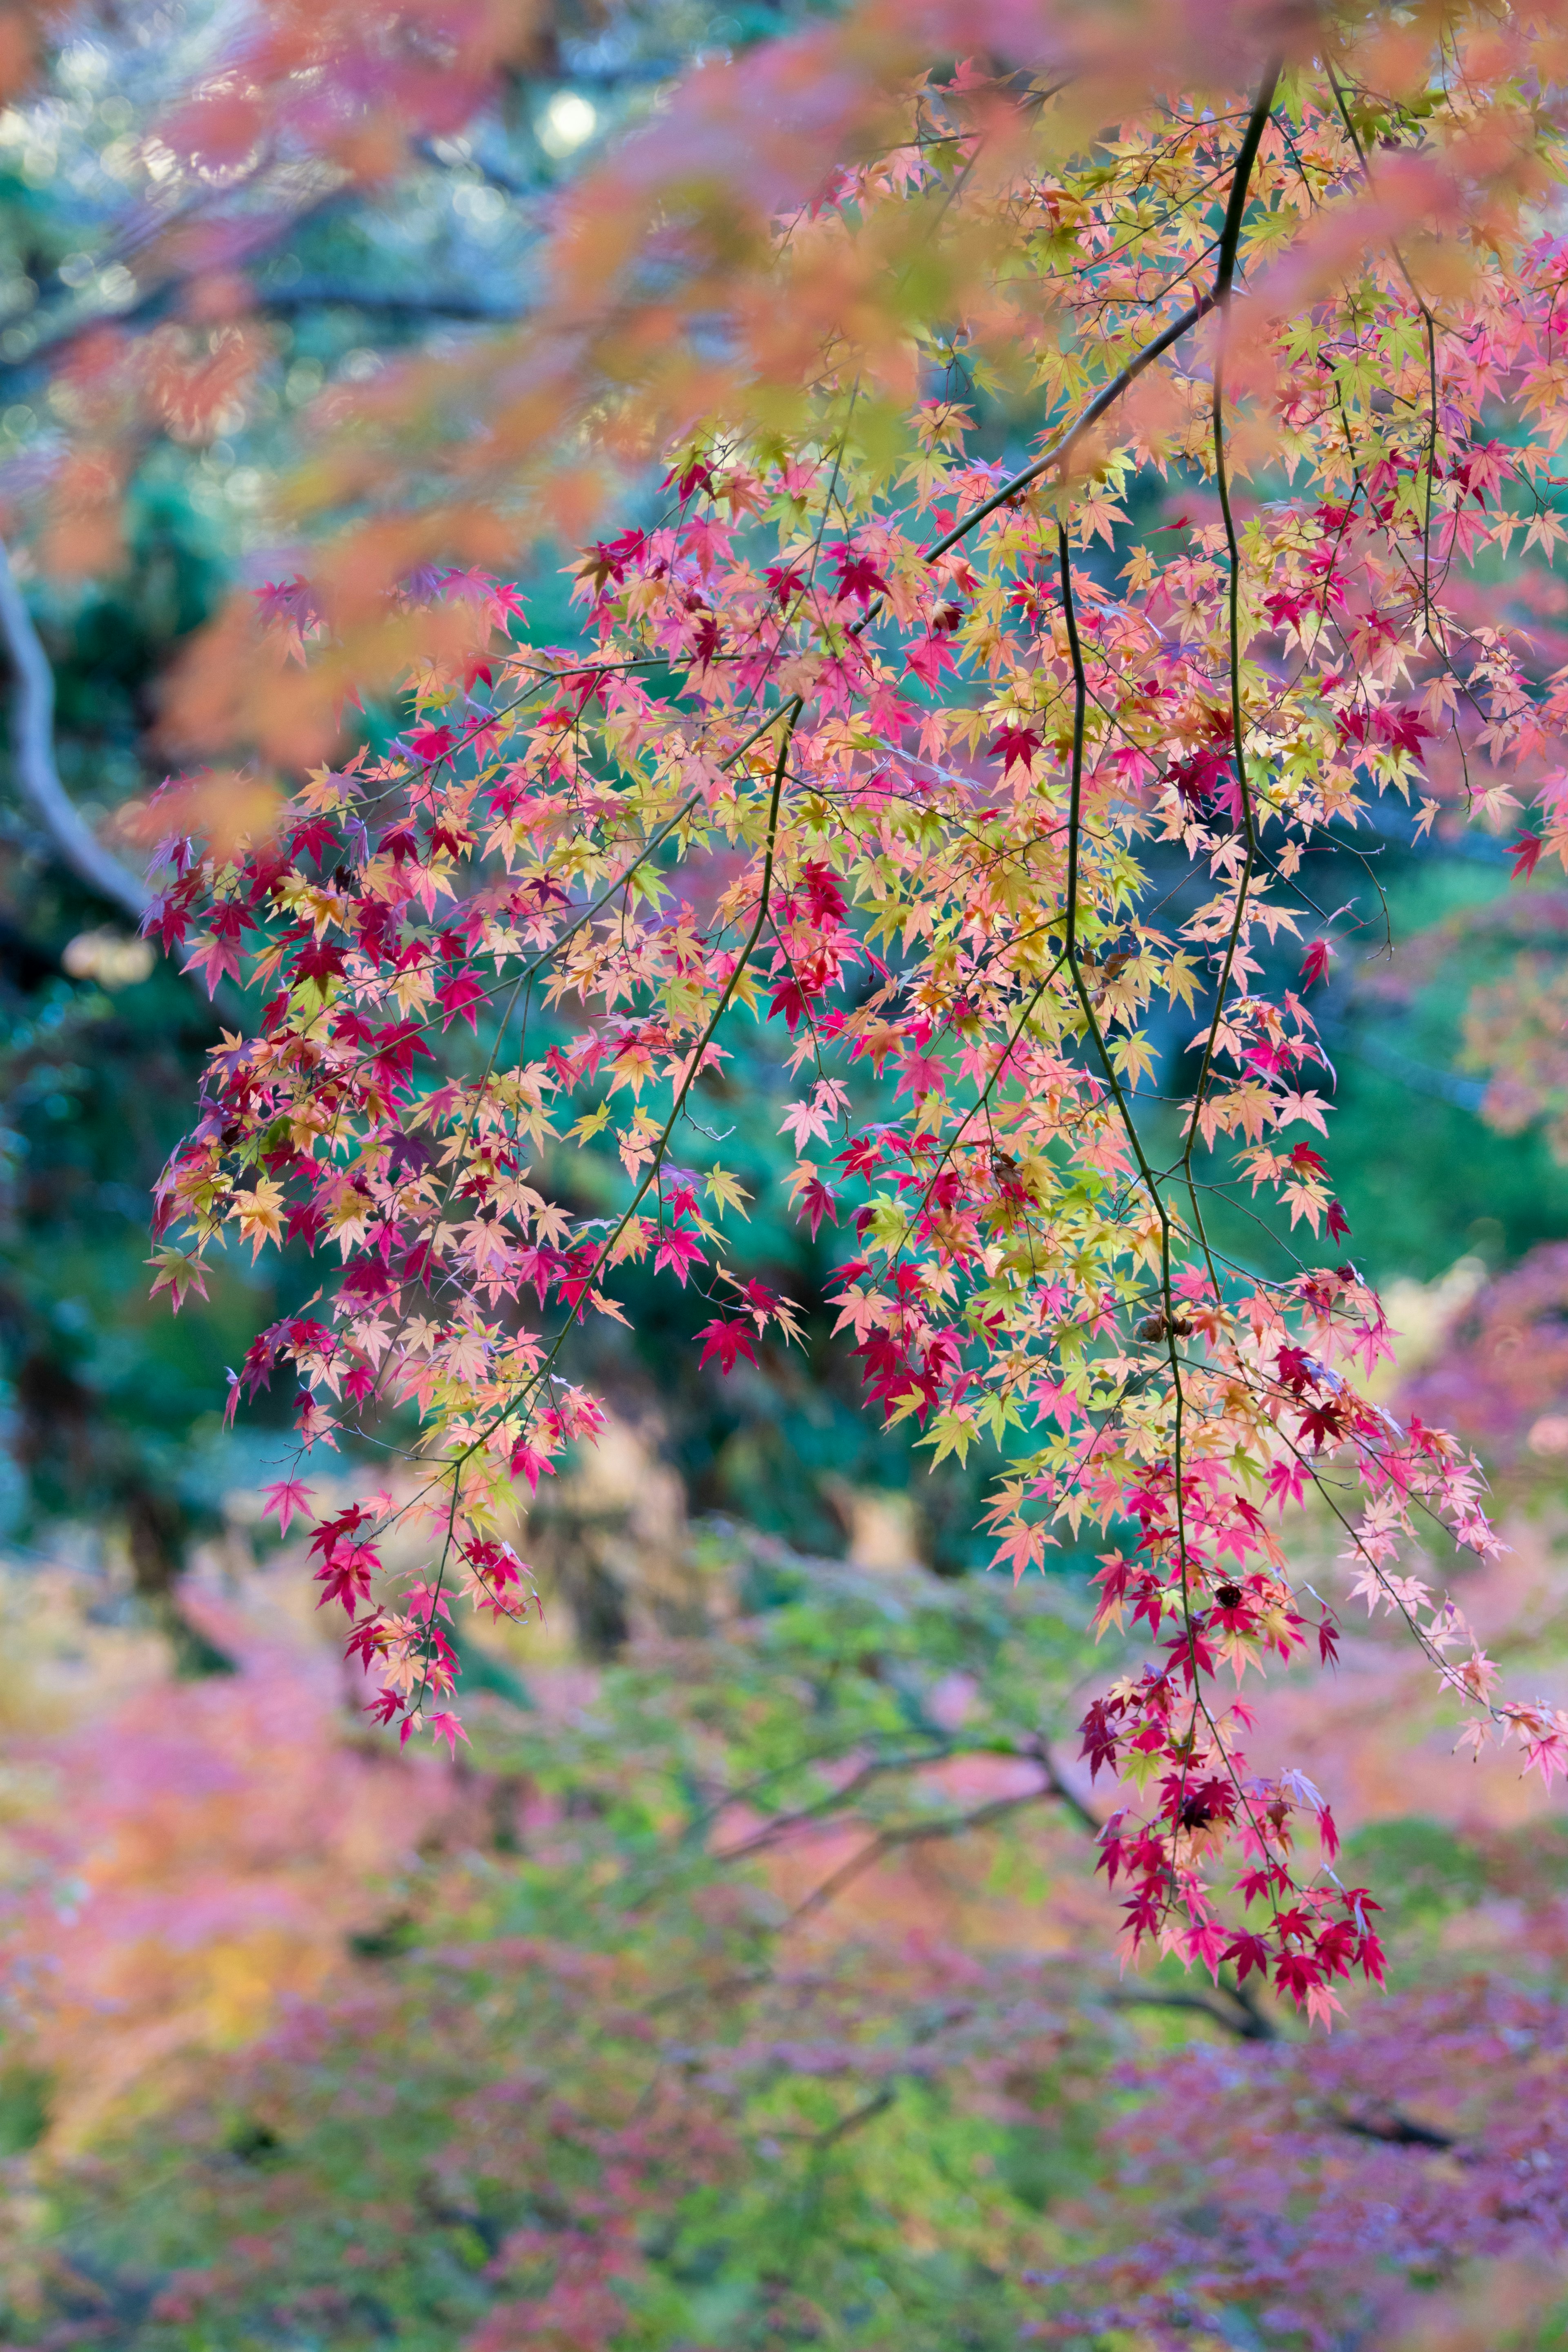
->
[257,280,527,322]
[1107,1980,1278,2043]
[0,539,149,924]
[709,1734,1100,1873]
[784,1775,1070,1928]
[1029,1737,1105,1838]
[1336,2103,1454,2149]
[770,2087,898,2153]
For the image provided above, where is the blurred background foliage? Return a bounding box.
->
[2,1491,1568,2348]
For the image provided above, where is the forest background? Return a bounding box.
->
[0,1,1567,2347]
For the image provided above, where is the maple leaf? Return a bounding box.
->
[182,931,246,996]
[696,1318,758,1375]
[778,1080,848,1148]
[425,1710,470,1757]
[764,563,804,608]
[704,1165,752,1218]
[292,939,345,993]
[796,1172,840,1238]
[1299,938,1333,987]
[407,723,456,765]
[905,633,958,689]
[509,1440,556,1496]
[229,1180,285,1258]
[436,972,488,1031]
[989,723,1042,773]
[261,1479,315,1534]
[1509,829,1544,879]
[831,542,886,604]
[653,1226,706,1285]
[147,1247,210,1312]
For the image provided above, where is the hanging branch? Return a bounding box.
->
[144,33,1568,2024]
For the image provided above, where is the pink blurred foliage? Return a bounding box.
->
[1032,1976,1568,2350]
[1,1576,456,2147]
[1399,1244,1568,1469]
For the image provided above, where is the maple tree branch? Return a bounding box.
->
[924,60,1279,568]
[1336,2103,1454,2149]
[0,540,252,1032]
[772,2087,898,2153]
[1176,60,1280,1158]
[0,539,149,924]
[1031,1739,1105,1838]
[922,297,1214,564]
[1107,1977,1278,2042]
[782,1758,1091,1929]
[1214,64,1281,303]
[709,1745,955,1860]
[257,280,528,322]
[1323,62,1445,640]
[710,1735,1099,1862]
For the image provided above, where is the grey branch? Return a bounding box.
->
[0,538,149,923]
[257,278,528,321]
[413,135,537,203]
[784,1768,1082,1929]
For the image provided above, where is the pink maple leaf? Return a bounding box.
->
[436,972,488,1031]
[261,1479,315,1535]
[696,1318,759,1375]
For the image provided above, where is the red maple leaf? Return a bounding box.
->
[408,723,456,764]
[436,972,488,1031]
[426,1711,470,1757]
[990,724,1042,773]
[1221,1931,1272,1983]
[293,939,345,990]
[831,543,886,604]
[509,1441,556,1497]
[696,1318,759,1374]
[1269,1449,1316,1505]
[797,1175,840,1238]
[905,634,958,689]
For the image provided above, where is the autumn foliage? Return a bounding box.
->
[113,0,1568,2033]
